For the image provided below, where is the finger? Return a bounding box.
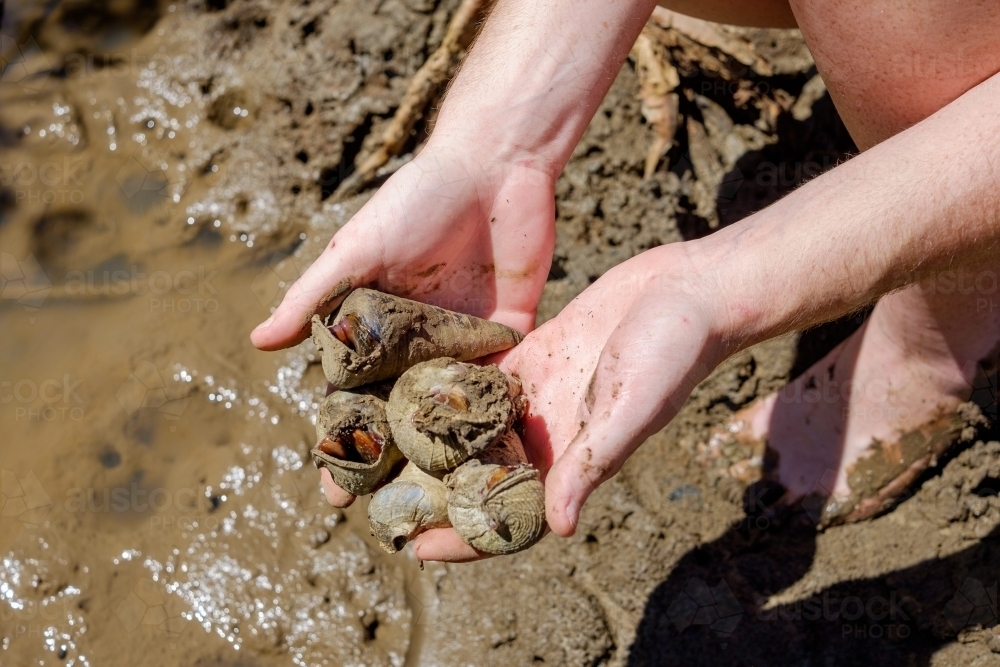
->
[485,307,537,336]
[412,528,489,562]
[320,468,356,508]
[251,223,384,350]
[543,310,670,537]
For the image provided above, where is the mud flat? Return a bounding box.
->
[1,1,998,666]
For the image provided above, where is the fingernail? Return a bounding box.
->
[565,499,578,529]
[254,315,275,332]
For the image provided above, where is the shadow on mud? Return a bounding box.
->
[627,517,1000,666]
[634,85,1000,663]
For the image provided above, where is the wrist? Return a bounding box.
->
[427,106,568,180]
[676,233,762,362]
[416,133,558,203]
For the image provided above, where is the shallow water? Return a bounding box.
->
[1,2,428,664]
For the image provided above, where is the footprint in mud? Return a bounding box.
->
[30,209,117,277]
[27,0,164,58]
[207,89,256,131]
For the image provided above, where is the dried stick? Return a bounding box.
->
[332,0,487,201]
[631,30,680,179]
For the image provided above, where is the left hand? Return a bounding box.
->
[414,242,729,561]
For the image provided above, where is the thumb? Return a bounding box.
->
[544,311,657,537]
[544,301,715,537]
[250,222,384,350]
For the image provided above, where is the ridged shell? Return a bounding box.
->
[311,391,403,496]
[312,288,523,389]
[368,462,450,553]
[387,358,524,472]
[446,430,545,554]
[445,458,547,555]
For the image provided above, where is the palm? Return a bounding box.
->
[376,153,556,330]
[499,272,640,472]
[252,149,555,350]
[414,247,721,560]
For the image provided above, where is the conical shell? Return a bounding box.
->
[311,288,523,389]
[445,453,547,555]
[368,462,450,553]
[387,358,525,472]
[311,391,403,496]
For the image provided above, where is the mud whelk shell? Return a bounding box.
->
[445,457,546,555]
[311,288,523,389]
[311,391,403,496]
[386,358,525,472]
[368,462,450,553]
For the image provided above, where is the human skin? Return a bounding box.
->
[252,0,1000,560]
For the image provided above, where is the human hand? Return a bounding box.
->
[413,243,729,561]
[250,143,557,505]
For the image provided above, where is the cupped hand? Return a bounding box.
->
[250,144,557,350]
[413,243,730,561]
[251,144,557,507]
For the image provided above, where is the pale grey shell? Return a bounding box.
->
[368,462,450,553]
[310,391,403,496]
[445,458,547,555]
[387,358,524,472]
[311,288,523,389]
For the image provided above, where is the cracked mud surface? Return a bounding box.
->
[2,1,1000,666]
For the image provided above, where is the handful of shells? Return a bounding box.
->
[309,288,547,555]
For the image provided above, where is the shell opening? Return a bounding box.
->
[431,385,469,411]
[329,314,362,351]
[391,535,407,552]
[317,428,384,464]
[328,313,382,356]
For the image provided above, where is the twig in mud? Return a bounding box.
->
[331,0,487,201]
[648,7,772,76]
[791,73,828,121]
[631,30,680,180]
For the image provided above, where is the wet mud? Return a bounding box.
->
[2,1,999,666]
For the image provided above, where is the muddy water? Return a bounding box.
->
[0,1,429,664]
[5,1,1000,666]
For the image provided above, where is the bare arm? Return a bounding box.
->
[505,74,1000,549]
[430,0,659,177]
[700,72,1000,355]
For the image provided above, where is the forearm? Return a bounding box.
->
[430,0,658,177]
[698,71,1000,354]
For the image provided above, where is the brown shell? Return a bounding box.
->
[311,288,523,389]
[368,462,450,553]
[310,391,403,496]
[386,358,525,472]
[445,451,547,555]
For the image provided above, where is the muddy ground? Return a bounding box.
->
[2,1,1000,666]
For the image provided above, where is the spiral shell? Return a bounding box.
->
[311,391,403,496]
[445,452,547,555]
[387,358,525,472]
[368,462,450,553]
[311,288,523,389]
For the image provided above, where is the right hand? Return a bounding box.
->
[250,143,558,504]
